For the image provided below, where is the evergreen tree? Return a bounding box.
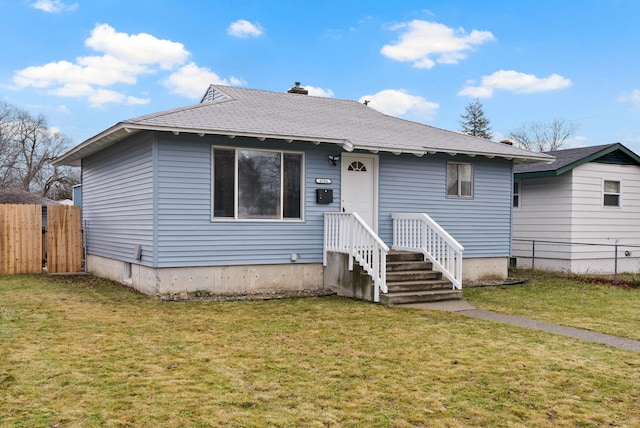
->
[459,98,493,139]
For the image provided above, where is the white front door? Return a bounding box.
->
[341,154,377,230]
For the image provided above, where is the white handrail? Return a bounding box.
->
[392,213,464,289]
[324,212,389,302]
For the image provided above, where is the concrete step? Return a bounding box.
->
[386,279,452,293]
[386,260,433,272]
[387,251,424,263]
[387,270,442,283]
[380,289,463,305]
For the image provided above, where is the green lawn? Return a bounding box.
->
[1,274,639,427]
[464,271,640,341]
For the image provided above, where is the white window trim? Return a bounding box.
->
[446,162,474,199]
[602,179,621,208]
[211,145,305,222]
[513,179,521,209]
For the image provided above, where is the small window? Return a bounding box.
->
[123,262,132,283]
[603,180,620,207]
[447,163,473,198]
[513,180,520,208]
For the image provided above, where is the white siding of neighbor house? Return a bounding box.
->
[514,163,640,246]
[513,162,640,273]
[82,133,155,265]
[570,162,640,244]
[512,173,573,243]
[378,153,514,258]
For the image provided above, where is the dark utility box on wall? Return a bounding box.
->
[316,188,333,204]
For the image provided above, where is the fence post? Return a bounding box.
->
[532,240,536,271]
[614,244,618,282]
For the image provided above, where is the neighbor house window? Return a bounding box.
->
[603,180,620,207]
[513,180,520,208]
[447,163,473,197]
[213,147,303,220]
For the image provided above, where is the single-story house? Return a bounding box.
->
[512,142,640,274]
[53,84,551,301]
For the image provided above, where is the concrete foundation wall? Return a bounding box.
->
[87,253,507,297]
[323,252,374,302]
[462,257,508,284]
[87,254,324,296]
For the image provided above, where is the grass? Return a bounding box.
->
[464,269,640,341]
[0,274,639,427]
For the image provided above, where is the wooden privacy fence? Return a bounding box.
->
[0,204,83,274]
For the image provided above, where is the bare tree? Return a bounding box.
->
[0,102,77,198]
[0,103,21,187]
[508,118,578,152]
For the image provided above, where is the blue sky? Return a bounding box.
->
[1,0,640,153]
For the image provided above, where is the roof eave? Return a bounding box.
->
[52,123,358,166]
[54,124,555,167]
[52,123,141,167]
[515,143,640,178]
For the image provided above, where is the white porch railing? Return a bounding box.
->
[324,212,389,302]
[392,213,464,290]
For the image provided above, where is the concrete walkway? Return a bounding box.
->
[401,300,640,352]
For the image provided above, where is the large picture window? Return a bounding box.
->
[213,148,303,220]
[447,163,473,198]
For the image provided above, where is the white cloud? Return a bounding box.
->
[10,23,238,106]
[31,0,78,13]
[359,89,439,120]
[305,86,335,98]
[227,19,264,38]
[618,90,640,109]
[52,83,149,107]
[163,63,245,98]
[13,57,149,89]
[381,20,495,69]
[459,70,573,98]
[85,23,189,69]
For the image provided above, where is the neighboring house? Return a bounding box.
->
[72,184,82,206]
[0,187,59,226]
[513,143,640,274]
[53,84,551,299]
[0,187,59,205]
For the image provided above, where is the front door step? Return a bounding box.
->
[382,251,461,305]
[380,289,463,305]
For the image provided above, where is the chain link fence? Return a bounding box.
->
[512,239,640,280]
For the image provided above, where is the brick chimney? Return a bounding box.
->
[288,82,308,95]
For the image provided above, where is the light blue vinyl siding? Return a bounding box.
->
[378,153,513,258]
[82,133,154,264]
[82,130,512,268]
[155,134,341,267]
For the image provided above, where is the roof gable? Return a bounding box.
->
[54,84,554,167]
[514,143,640,178]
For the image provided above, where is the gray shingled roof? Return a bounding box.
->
[54,85,554,166]
[514,143,640,177]
[0,187,59,205]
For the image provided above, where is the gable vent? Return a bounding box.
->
[200,86,232,103]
